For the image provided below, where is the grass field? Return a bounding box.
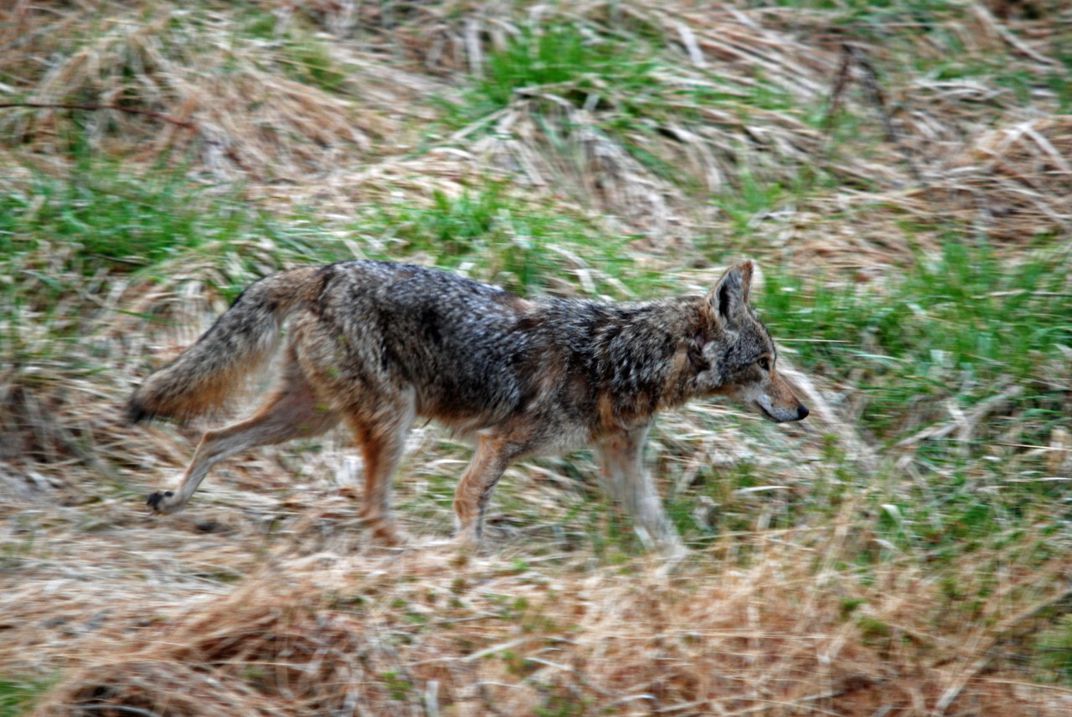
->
[1,1,1070,714]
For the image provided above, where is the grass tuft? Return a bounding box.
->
[0,677,53,717]
[2,1,1071,714]
[355,185,661,296]
[763,241,1072,441]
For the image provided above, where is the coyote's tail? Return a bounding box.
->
[126,267,322,423]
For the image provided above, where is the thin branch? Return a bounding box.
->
[850,44,923,182]
[821,43,922,183]
[0,101,196,130]
[821,43,854,132]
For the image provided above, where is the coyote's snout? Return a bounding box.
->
[728,357,810,423]
[128,259,808,553]
[751,370,810,423]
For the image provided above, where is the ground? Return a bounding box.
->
[1,1,1070,715]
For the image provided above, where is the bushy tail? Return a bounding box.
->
[126,267,321,423]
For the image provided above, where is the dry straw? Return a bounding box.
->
[2,1,1071,715]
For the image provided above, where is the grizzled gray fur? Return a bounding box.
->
[129,259,808,552]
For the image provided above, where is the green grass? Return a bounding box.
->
[713,172,792,237]
[0,158,666,389]
[449,18,816,125]
[0,677,53,716]
[658,227,1072,569]
[0,1,1068,708]
[0,154,354,377]
[0,154,347,291]
[353,185,663,296]
[445,24,659,125]
[1036,615,1072,685]
[0,157,659,304]
[913,53,1072,111]
[707,168,843,249]
[222,8,350,93]
[765,0,966,32]
[285,36,347,93]
[0,159,218,271]
[763,240,1072,442]
[440,19,826,195]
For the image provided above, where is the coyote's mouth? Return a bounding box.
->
[753,401,777,422]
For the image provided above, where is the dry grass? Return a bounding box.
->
[2,1,1071,715]
[9,513,1072,715]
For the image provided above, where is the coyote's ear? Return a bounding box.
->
[708,261,754,326]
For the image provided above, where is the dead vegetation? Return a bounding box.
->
[13,526,1072,716]
[1,1,1071,715]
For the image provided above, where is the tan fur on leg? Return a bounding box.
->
[452,435,514,546]
[597,426,683,555]
[148,356,338,514]
[346,391,415,546]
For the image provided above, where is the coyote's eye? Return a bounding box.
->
[757,357,771,372]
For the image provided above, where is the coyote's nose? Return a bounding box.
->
[797,405,810,420]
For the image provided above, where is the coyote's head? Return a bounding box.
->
[694,262,809,423]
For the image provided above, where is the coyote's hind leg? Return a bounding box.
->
[344,389,416,545]
[147,356,339,514]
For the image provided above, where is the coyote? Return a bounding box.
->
[128,259,808,551]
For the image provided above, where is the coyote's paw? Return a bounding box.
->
[146,490,182,514]
[361,516,402,547]
[449,528,483,555]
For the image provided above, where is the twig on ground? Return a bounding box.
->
[0,101,196,130]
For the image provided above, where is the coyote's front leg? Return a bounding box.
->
[452,434,528,547]
[597,426,684,555]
